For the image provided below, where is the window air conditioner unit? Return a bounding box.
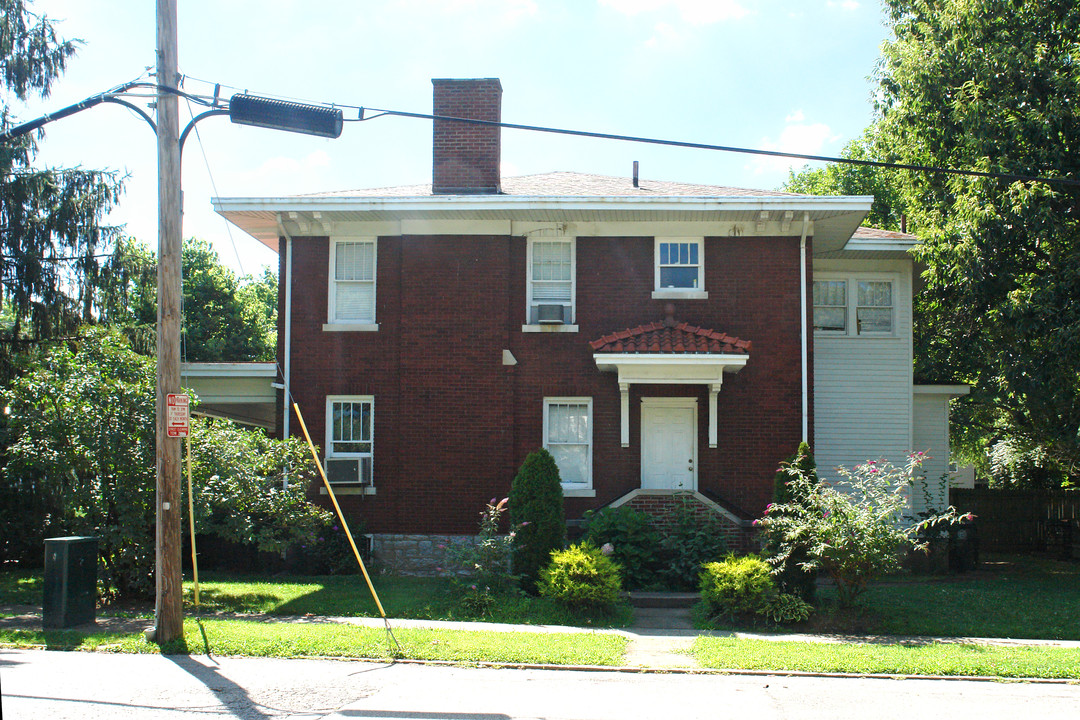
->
[324,457,369,485]
[536,304,566,325]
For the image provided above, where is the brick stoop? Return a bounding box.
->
[628,591,699,609]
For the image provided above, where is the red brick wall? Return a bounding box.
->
[281,233,811,535]
[432,78,502,194]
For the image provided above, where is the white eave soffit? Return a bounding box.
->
[213,195,873,253]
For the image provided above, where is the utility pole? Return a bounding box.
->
[154,0,183,644]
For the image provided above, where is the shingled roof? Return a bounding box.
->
[302,171,801,199]
[589,322,751,355]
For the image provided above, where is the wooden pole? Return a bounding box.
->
[153,0,183,643]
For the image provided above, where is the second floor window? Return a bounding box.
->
[527,238,575,325]
[330,239,376,324]
[813,276,895,335]
[655,238,705,293]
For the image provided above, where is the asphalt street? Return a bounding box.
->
[3,649,1080,720]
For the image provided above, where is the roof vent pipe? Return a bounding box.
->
[633,160,639,188]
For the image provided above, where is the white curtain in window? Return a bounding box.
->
[547,402,589,484]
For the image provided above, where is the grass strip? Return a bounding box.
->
[1,620,627,666]
[691,636,1080,679]
[181,574,633,628]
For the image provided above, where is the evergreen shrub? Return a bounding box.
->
[508,449,566,592]
[539,543,623,610]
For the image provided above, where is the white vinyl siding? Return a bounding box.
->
[329,239,376,324]
[326,396,373,484]
[912,393,951,515]
[813,260,912,485]
[543,398,592,489]
[527,238,575,324]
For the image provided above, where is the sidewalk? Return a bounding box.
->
[4,603,1080,671]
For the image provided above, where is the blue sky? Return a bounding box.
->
[18,1,889,274]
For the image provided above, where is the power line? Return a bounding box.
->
[6,77,1077,189]
[357,107,1080,189]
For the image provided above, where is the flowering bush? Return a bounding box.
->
[756,453,963,607]
[450,497,518,599]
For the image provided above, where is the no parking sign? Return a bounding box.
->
[167,393,190,438]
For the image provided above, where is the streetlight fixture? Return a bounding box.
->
[229,94,343,139]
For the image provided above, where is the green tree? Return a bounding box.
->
[875,0,1080,480]
[1,328,325,598]
[0,0,125,377]
[2,329,156,597]
[103,237,278,361]
[783,126,907,232]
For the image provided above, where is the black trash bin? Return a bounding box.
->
[43,536,98,628]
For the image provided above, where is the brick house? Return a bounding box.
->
[213,78,965,569]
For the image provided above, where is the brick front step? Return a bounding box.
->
[628,591,699,609]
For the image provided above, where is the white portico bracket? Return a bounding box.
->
[593,353,749,450]
[619,382,631,447]
[709,382,722,448]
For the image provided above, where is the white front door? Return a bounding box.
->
[641,399,697,490]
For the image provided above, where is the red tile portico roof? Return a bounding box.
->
[590,322,751,355]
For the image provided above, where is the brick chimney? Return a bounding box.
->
[432,78,502,195]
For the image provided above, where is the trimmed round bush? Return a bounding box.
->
[509,449,566,592]
[539,543,623,610]
[699,554,776,618]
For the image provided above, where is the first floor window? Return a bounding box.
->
[326,396,373,484]
[330,239,376,324]
[813,276,895,335]
[543,398,592,487]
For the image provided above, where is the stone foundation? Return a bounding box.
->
[370,533,482,575]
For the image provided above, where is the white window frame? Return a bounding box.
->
[542,397,595,497]
[324,238,379,332]
[813,273,897,337]
[324,395,375,490]
[653,237,708,299]
[523,235,578,332]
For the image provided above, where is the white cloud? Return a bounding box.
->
[749,112,836,176]
[644,22,683,48]
[599,0,750,24]
[826,0,860,10]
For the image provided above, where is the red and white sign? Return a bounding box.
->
[167,393,190,438]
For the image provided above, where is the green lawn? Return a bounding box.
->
[183,573,634,627]
[691,636,1080,679]
[807,555,1080,640]
[0,619,627,666]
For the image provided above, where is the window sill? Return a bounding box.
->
[521,324,579,333]
[652,290,708,300]
[814,331,898,339]
[562,488,596,498]
[320,485,377,496]
[323,323,379,332]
